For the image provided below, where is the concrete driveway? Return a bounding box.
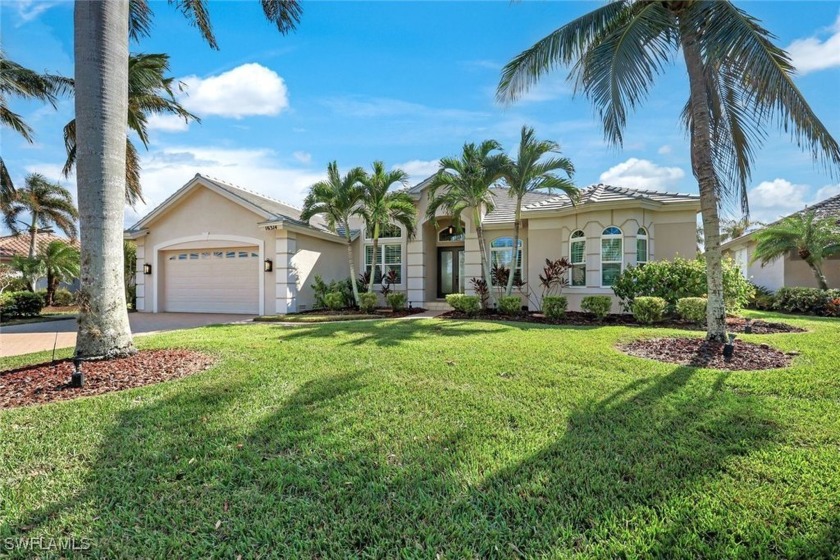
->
[0,313,255,358]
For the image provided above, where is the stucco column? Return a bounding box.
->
[275,232,298,314]
[135,242,145,311]
[406,226,425,306]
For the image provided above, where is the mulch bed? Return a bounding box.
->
[0,350,216,409]
[620,337,793,371]
[440,310,805,334]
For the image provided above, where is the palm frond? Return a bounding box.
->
[129,0,154,41]
[171,0,218,49]
[261,0,302,34]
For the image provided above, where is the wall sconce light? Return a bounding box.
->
[446,224,455,236]
[264,258,273,272]
[143,263,152,275]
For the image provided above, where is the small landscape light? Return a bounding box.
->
[264,258,273,272]
[744,319,753,334]
[71,357,84,388]
[723,333,736,360]
[408,301,413,310]
[143,263,152,275]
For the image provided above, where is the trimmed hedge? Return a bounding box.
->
[386,292,406,312]
[773,287,840,316]
[581,295,612,320]
[498,296,522,316]
[52,288,75,307]
[359,292,378,313]
[324,292,345,311]
[0,291,45,319]
[446,294,480,316]
[632,296,666,324]
[676,297,707,324]
[542,296,567,321]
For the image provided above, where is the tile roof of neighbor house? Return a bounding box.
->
[0,232,80,259]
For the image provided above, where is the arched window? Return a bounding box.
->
[439,223,466,242]
[569,230,586,286]
[636,227,648,265]
[365,223,402,239]
[490,237,523,283]
[601,226,623,286]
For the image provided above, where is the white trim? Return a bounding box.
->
[152,234,265,315]
[636,227,649,264]
[569,229,586,287]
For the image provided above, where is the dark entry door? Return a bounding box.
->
[437,247,465,297]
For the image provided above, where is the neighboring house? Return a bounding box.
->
[125,173,700,315]
[721,192,840,291]
[0,232,81,292]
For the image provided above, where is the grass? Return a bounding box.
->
[254,313,381,323]
[0,308,77,327]
[1,311,839,558]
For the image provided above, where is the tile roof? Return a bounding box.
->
[523,183,700,212]
[483,188,555,224]
[0,232,80,259]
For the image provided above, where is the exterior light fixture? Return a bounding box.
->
[446,224,455,236]
[264,258,273,272]
[143,263,152,275]
[71,357,84,388]
[723,333,736,360]
[744,319,753,334]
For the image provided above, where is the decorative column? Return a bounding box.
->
[275,232,297,314]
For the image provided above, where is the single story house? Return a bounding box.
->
[0,232,81,292]
[125,173,700,315]
[721,192,840,291]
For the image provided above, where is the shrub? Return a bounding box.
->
[826,297,840,318]
[773,287,840,316]
[359,292,378,313]
[632,296,666,324]
[446,294,480,316]
[749,283,775,311]
[0,291,45,319]
[311,275,356,309]
[611,256,754,314]
[324,291,345,311]
[498,295,522,316]
[581,295,612,320]
[542,295,567,321]
[52,288,75,307]
[676,297,708,324]
[386,292,406,312]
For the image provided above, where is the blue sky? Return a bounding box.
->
[2,0,840,230]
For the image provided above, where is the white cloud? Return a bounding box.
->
[180,63,289,119]
[814,183,840,202]
[393,159,440,186]
[8,0,59,24]
[292,151,312,164]
[657,145,672,155]
[147,114,190,133]
[786,13,840,75]
[599,158,685,190]
[747,178,813,222]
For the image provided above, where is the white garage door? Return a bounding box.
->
[163,248,259,313]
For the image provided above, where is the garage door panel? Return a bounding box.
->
[163,247,259,313]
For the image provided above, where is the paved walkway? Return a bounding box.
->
[0,313,255,358]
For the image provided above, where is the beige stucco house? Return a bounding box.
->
[125,173,700,315]
[721,192,840,291]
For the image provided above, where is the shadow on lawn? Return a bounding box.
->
[11,364,829,557]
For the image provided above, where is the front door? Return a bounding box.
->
[438,247,465,297]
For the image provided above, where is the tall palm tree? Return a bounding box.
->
[300,162,366,306]
[497,1,840,341]
[426,140,508,297]
[74,0,301,359]
[4,174,78,258]
[500,126,577,296]
[0,53,71,198]
[752,211,840,290]
[721,216,764,243]
[39,240,81,306]
[357,162,415,292]
[62,53,199,206]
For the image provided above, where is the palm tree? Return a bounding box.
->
[0,53,71,198]
[4,174,78,258]
[752,211,840,290]
[10,255,45,293]
[357,162,415,292]
[62,53,199,206]
[497,1,840,341]
[721,217,765,243]
[300,162,366,306]
[426,140,508,297]
[73,1,301,358]
[500,126,577,296]
[39,240,81,306]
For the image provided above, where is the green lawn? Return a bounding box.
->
[1,312,839,558]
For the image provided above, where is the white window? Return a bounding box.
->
[364,243,403,283]
[570,230,586,286]
[489,237,523,284]
[601,226,623,287]
[365,223,402,239]
[636,227,648,265]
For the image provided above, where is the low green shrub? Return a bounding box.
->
[359,292,378,313]
[497,296,522,316]
[774,287,840,316]
[0,291,45,319]
[446,294,480,316]
[311,275,356,309]
[542,295,567,321]
[748,283,775,311]
[581,295,612,320]
[386,292,406,312]
[324,291,345,311]
[632,296,666,324]
[52,288,75,307]
[676,297,707,324]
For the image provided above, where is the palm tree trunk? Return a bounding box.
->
[28,213,38,259]
[473,207,493,307]
[368,223,379,293]
[74,0,135,358]
[505,199,522,296]
[680,23,727,343]
[810,261,829,290]
[344,226,361,306]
